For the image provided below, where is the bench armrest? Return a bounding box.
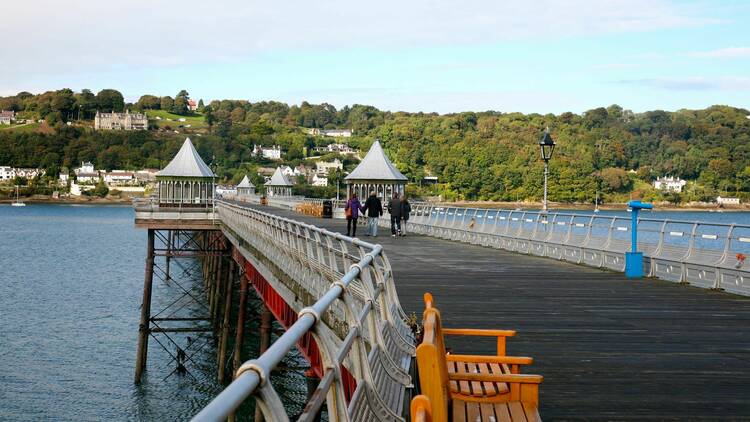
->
[448,373,543,405]
[442,328,516,337]
[446,354,533,365]
[442,328,516,356]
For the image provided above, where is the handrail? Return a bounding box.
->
[192,200,414,421]
[402,203,750,295]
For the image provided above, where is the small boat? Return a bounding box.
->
[11,185,25,207]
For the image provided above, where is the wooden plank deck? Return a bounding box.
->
[247,206,750,420]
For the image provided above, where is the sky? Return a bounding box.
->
[1,0,749,114]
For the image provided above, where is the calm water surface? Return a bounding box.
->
[0,204,305,421]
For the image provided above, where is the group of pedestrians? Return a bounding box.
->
[344,191,411,238]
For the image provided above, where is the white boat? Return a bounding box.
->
[11,185,25,207]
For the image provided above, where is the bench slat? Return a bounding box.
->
[477,362,498,396]
[493,402,512,422]
[454,399,467,422]
[522,402,541,422]
[466,401,482,422]
[508,402,527,422]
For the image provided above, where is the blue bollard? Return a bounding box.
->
[625,200,653,278]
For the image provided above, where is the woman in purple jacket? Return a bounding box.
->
[345,192,362,237]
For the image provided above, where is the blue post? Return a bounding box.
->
[625,200,653,278]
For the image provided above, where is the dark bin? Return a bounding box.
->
[322,200,333,218]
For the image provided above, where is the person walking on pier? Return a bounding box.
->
[361,191,383,237]
[400,194,411,236]
[388,192,402,237]
[345,192,362,237]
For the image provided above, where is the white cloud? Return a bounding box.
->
[686,47,750,59]
[0,0,721,79]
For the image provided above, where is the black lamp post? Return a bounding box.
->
[539,127,556,212]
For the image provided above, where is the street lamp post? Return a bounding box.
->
[539,127,556,213]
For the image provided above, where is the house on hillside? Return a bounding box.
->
[312,174,328,187]
[103,171,135,186]
[188,99,198,111]
[252,144,282,160]
[306,128,353,138]
[717,196,740,205]
[75,161,100,183]
[315,158,343,176]
[0,110,15,125]
[653,176,687,193]
[94,110,148,130]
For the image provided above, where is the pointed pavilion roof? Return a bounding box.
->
[345,140,407,182]
[157,138,216,178]
[237,175,254,188]
[265,167,293,186]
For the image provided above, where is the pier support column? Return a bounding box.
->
[134,229,155,384]
[165,230,172,281]
[232,266,249,373]
[255,304,273,422]
[217,259,234,382]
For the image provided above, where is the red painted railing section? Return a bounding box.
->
[232,247,357,401]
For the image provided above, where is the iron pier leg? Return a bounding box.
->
[217,259,234,382]
[135,229,155,384]
[255,304,273,422]
[232,265,249,373]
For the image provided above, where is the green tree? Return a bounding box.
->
[160,96,174,112]
[96,89,125,112]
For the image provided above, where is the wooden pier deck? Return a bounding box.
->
[252,205,750,420]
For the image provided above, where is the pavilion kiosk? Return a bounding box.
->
[345,140,407,201]
[265,167,293,197]
[156,138,216,207]
[236,175,255,197]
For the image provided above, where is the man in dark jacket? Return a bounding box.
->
[360,191,383,237]
[387,193,402,237]
[400,194,411,236]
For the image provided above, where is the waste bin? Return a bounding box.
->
[322,200,333,218]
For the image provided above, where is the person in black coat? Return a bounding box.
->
[400,194,411,236]
[387,193,402,237]
[360,191,383,237]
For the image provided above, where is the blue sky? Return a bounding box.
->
[1,0,749,114]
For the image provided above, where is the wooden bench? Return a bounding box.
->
[414,293,543,422]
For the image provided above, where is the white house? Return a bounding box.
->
[717,196,741,205]
[253,144,282,160]
[0,166,45,181]
[104,171,135,185]
[280,165,299,178]
[653,176,687,193]
[135,169,159,183]
[0,166,14,181]
[312,174,328,187]
[306,128,353,138]
[59,173,69,185]
[75,162,100,183]
[315,158,343,176]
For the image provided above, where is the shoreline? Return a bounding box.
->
[445,200,748,212]
[0,195,135,205]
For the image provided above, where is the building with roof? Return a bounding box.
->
[653,176,687,193]
[0,110,15,125]
[236,175,255,196]
[252,144,282,160]
[265,167,293,197]
[345,140,407,201]
[188,99,198,111]
[104,170,136,186]
[94,110,148,130]
[156,138,216,206]
[315,158,343,176]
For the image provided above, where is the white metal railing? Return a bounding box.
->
[401,204,750,295]
[193,200,414,421]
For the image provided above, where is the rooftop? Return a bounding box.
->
[265,167,293,186]
[345,140,407,182]
[237,175,254,188]
[157,138,216,178]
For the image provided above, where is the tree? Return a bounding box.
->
[137,95,161,110]
[96,89,125,112]
[75,89,97,119]
[197,99,205,112]
[160,96,174,112]
[172,90,190,115]
[203,105,216,131]
[52,89,76,121]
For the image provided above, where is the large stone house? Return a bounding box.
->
[94,110,148,130]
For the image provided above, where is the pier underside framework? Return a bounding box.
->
[134,228,233,383]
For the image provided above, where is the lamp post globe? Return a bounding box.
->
[539,128,556,212]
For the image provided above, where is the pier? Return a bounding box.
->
[131,140,750,421]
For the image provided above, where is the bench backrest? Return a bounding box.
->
[416,304,451,421]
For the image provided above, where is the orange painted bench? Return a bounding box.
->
[413,293,543,422]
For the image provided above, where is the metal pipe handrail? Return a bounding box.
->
[193,200,413,421]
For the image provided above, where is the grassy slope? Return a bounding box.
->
[145,110,207,128]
